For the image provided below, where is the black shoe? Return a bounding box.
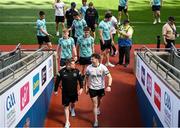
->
[75,59,79,64]
[116,62,123,65]
[124,64,128,67]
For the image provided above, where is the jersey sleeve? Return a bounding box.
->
[58,38,61,46]
[85,66,90,76]
[95,9,99,24]
[37,21,43,29]
[71,37,75,46]
[71,20,75,28]
[102,65,110,76]
[54,70,62,92]
[80,7,83,14]
[91,37,94,45]
[77,70,83,88]
[98,23,103,30]
[83,19,87,27]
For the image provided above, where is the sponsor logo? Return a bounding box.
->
[73,73,77,77]
[33,73,39,96]
[146,73,152,96]
[164,92,171,111]
[6,93,16,111]
[20,82,30,111]
[48,67,53,79]
[164,108,172,127]
[41,66,47,86]
[48,59,52,68]
[5,92,16,127]
[136,58,140,79]
[141,66,145,86]
[154,82,161,111]
[164,92,172,127]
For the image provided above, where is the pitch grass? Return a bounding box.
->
[0,0,180,45]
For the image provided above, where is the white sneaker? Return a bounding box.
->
[153,20,157,24]
[158,18,161,23]
[93,121,98,127]
[97,108,100,115]
[114,51,118,56]
[118,21,121,25]
[64,122,70,128]
[105,62,115,67]
[70,108,76,117]
[56,32,59,36]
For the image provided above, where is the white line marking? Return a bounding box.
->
[0,21,180,25]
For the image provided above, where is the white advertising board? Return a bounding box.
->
[0,55,54,127]
[136,55,180,127]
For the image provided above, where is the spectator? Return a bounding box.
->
[162,16,179,49]
[117,19,133,67]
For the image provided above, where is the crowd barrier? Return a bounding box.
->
[135,46,180,127]
[0,45,56,127]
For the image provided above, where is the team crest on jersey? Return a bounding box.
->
[73,73,77,77]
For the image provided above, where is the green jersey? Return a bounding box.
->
[72,19,87,37]
[58,37,75,59]
[36,19,47,36]
[119,0,127,7]
[77,35,94,57]
[99,20,111,40]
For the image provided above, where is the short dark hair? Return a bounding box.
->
[71,2,76,7]
[73,12,79,17]
[89,2,93,6]
[66,58,75,65]
[123,19,130,24]
[168,16,175,22]
[91,53,101,60]
[39,11,45,16]
[83,26,91,31]
[105,13,112,19]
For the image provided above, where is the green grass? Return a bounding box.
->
[0,0,180,45]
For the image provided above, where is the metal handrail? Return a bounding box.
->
[0,43,21,60]
[0,46,47,77]
[0,53,43,83]
[138,46,180,90]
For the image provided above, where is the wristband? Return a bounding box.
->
[108,85,111,87]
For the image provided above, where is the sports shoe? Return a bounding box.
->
[153,20,157,24]
[97,108,100,115]
[64,122,70,128]
[105,62,115,67]
[93,121,99,127]
[114,51,118,56]
[124,64,129,67]
[118,21,121,25]
[158,18,161,23]
[70,108,76,117]
[56,32,59,36]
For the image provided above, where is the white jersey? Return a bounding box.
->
[54,2,65,16]
[110,16,118,34]
[86,64,110,90]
